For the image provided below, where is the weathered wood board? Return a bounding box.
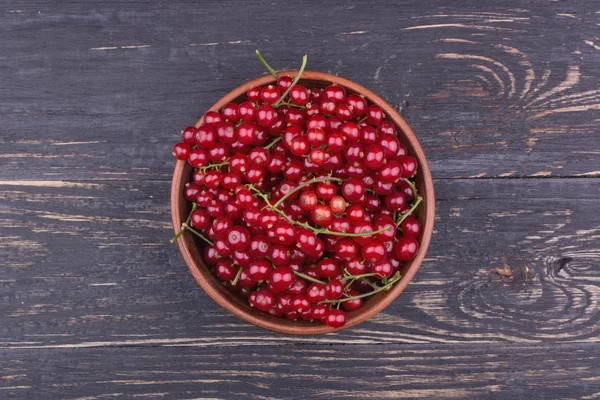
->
[1,0,600,398]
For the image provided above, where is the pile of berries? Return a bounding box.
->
[171,52,422,328]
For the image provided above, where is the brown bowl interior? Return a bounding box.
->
[171,71,435,335]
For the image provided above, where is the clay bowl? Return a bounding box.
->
[171,71,435,334]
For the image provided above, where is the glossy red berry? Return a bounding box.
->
[215,259,238,281]
[277,76,293,92]
[290,85,309,106]
[238,101,256,121]
[311,204,333,227]
[385,192,406,211]
[181,126,197,145]
[307,283,327,303]
[365,104,383,125]
[364,144,386,169]
[362,241,387,263]
[324,85,346,104]
[172,142,190,160]
[399,156,418,178]
[394,237,419,261]
[256,104,278,127]
[325,309,347,328]
[400,216,422,238]
[341,178,365,202]
[252,290,275,312]
[271,265,295,293]
[378,160,403,183]
[261,85,281,104]
[221,103,239,123]
[247,259,273,282]
[347,94,367,117]
[247,87,261,102]
[203,111,222,128]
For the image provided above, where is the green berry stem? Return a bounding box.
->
[263,136,282,150]
[201,161,229,172]
[276,101,306,110]
[183,224,214,246]
[341,272,379,282]
[255,50,278,79]
[273,176,343,209]
[396,197,423,227]
[293,270,327,285]
[232,265,244,286]
[170,203,198,243]
[247,184,393,238]
[402,178,418,200]
[273,55,308,107]
[320,272,402,304]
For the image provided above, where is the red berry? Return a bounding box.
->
[307,127,326,146]
[364,144,386,169]
[320,100,337,115]
[172,142,190,160]
[277,76,293,92]
[190,209,210,230]
[247,259,273,282]
[247,87,261,102]
[324,85,347,104]
[362,241,386,263]
[371,258,394,279]
[335,103,353,121]
[290,85,309,106]
[341,178,365,202]
[394,237,419,261]
[215,259,238,281]
[385,192,406,211]
[307,283,327,303]
[203,111,222,128]
[342,290,362,311]
[347,94,367,117]
[325,309,347,328]
[400,216,421,238]
[252,290,275,311]
[187,148,209,168]
[299,190,318,211]
[261,85,281,104]
[365,104,384,125]
[329,195,346,214]
[238,101,256,121]
[317,258,341,278]
[256,104,278,127]
[378,160,403,183]
[226,226,250,251]
[378,133,401,159]
[334,238,358,260]
[271,266,295,293]
[399,156,418,178]
[311,204,333,227]
[327,132,345,153]
[221,103,239,123]
[182,126,197,145]
[325,280,344,300]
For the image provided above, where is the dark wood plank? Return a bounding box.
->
[1,1,600,181]
[1,344,598,399]
[1,177,599,346]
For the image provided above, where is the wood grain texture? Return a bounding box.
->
[1,178,599,347]
[1,344,599,399]
[2,0,600,398]
[1,1,600,180]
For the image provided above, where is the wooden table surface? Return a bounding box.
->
[2,1,600,398]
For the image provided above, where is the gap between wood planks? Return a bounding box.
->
[1,175,598,188]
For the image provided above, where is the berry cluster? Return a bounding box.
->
[171,52,422,328]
